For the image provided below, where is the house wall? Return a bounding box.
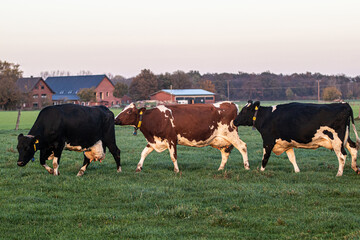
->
[28,80,53,109]
[94,77,122,107]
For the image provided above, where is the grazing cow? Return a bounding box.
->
[234,100,360,176]
[114,102,249,172]
[17,104,121,176]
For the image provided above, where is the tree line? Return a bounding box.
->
[117,69,360,102]
[1,59,360,110]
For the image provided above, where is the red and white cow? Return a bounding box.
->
[115,102,249,172]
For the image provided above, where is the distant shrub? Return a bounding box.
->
[322,86,342,101]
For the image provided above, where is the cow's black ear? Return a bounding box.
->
[246,100,253,107]
[18,133,24,140]
[254,101,260,108]
[139,107,146,115]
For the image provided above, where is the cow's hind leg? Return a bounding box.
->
[136,145,154,172]
[286,148,300,173]
[107,143,122,173]
[346,138,359,173]
[334,145,347,177]
[228,133,249,170]
[168,143,179,173]
[77,155,91,176]
[52,157,60,175]
[218,147,231,170]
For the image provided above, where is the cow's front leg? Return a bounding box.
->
[77,155,90,176]
[286,148,300,173]
[40,149,54,174]
[261,144,273,171]
[168,143,179,173]
[136,145,154,172]
[218,147,230,170]
[230,136,249,170]
[52,144,64,176]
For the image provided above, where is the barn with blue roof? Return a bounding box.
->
[46,75,122,106]
[150,89,215,104]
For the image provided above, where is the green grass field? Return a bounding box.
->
[1,103,360,239]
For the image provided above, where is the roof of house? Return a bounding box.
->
[152,89,215,96]
[16,77,54,93]
[45,75,111,101]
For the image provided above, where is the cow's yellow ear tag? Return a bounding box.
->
[255,106,259,110]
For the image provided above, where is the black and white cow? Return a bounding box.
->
[234,100,360,176]
[17,104,121,176]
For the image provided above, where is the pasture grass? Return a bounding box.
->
[1,103,360,239]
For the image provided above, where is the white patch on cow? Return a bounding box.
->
[213,101,233,114]
[272,105,277,112]
[64,141,105,162]
[343,126,349,147]
[156,105,175,127]
[156,105,170,113]
[25,135,35,138]
[149,136,169,153]
[235,103,240,114]
[272,126,341,155]
[84,140,105,162]
[260,148,266,171]
[213,102,223,108]
[64,143,83,151]
[42,164,53,174]
[115,103,135,119]
[53,157,59,175]
[177,122,234,148]
[48,152,54,160]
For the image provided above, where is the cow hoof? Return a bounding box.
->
[77,170,84,177]
[244,165,250,170]
[136,167,142,172]
[218,167,224,171]
[117,167,122,173]
[48,169,54,174]
[174,169,179,173]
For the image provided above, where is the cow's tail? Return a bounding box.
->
[349,105,360,150]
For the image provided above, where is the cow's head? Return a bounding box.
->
[114,103,146,126]
[17,134,39,167]
[234,100,260,127]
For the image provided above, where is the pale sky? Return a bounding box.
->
[1,0,360,78]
